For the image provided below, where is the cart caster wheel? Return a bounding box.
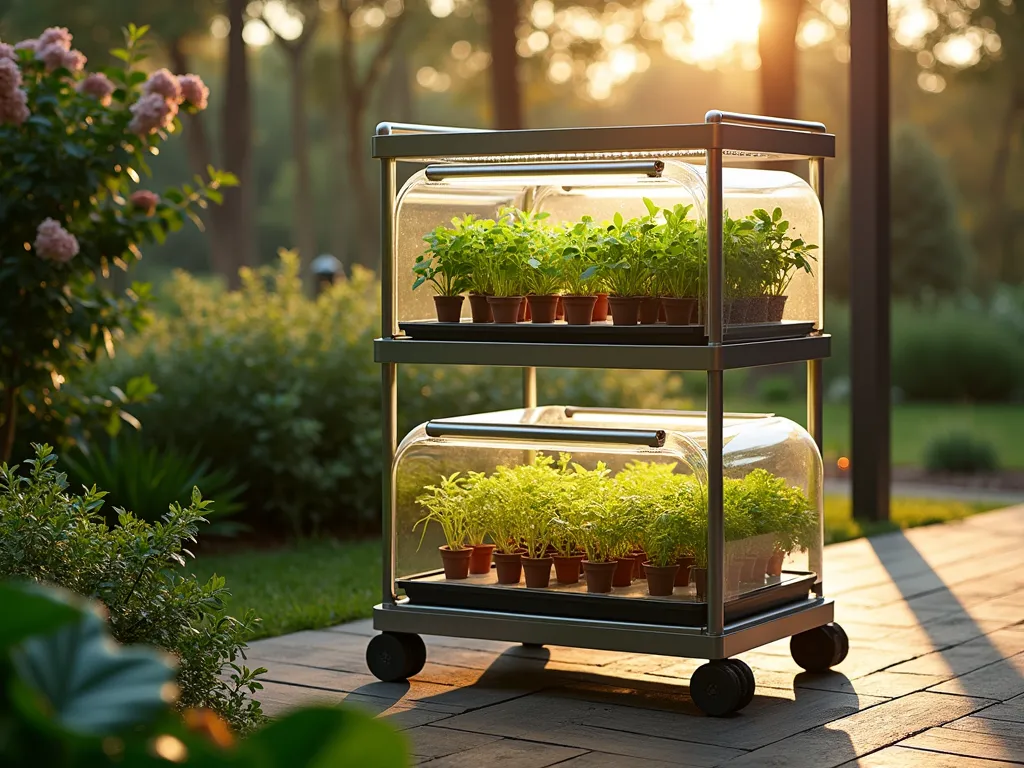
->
[521,643,544,649]
[790,623,848,673]
[725,659,755,710]
[366,632,426,682]
[691,661,744,717]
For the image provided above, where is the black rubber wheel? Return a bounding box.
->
[521,643,545,649]
[726,659,755,710]
[690,661,744,717]
[366,632,426,682]
[790,624,845,673]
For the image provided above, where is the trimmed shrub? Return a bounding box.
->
[86,252,687,535]
[925,432,999,474]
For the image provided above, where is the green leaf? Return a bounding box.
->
[206,189,223,205]
[642,197,659,218]
[0,582,82,651]
[110,48,130,62]
[11,611,176,735]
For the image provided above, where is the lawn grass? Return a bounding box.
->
[196,497,1006,641]
[727,400,1024,469]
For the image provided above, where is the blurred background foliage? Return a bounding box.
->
[2,0,1023,536]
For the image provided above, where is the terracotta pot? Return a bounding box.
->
[658,302,667,322]
[727,559,743,591]
[553,554,585,584]
[522,556,554,588]
[639,297,661,325]
[730,297,759,325]
[613,556,635,587]
[562,295,597,325]
[764,295,788,322]
[433,295,465,323]
[494,551,523,584]
[467,293,493,323]
[753,554,770,583]
[527,294,559,324]
[693,567,708,601]
[583,560,616,593]
[675,555,695,587]
[740,555,759,583]
[555,296,565,320]
[767,550,785,577]
[488,296,524,324]
[608,296,641,326]
[631,551,647,580]
[644,563,679,597]
[439,546,471,580]
[662,297,697,325]
[744,296,770,324]
[469,543,496,575]
[593,293,610,321]
[519,297,530,322]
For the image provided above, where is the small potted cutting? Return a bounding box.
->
[550,455,609,583]
[557,218,604,325]
[413,220,473,323]
[637,199,666,325]
[463,217,496,323]
[413,472,471,579]
[598,212,652,326]
[514,456,561,588]
[485,465,527,584]
[768,475,818,577]
[579,509,627,594]
[463,470,497,574]
[484,208,533,324]
[525,236,563,324]
[721,213,759,325]
[748,207,817,323]
[640,513,684,597]
[650,202,703,325]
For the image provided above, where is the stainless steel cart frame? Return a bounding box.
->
[368,113,845,710]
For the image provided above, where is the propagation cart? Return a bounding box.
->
[367,112,848,717]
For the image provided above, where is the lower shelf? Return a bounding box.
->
[398,570,815,629]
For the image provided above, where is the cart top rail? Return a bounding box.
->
[372,111,834,163]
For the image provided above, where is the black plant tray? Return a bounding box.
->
[397,570,815,628]
[398,319,815,346]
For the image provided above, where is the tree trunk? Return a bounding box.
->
[0,383,16,464]
[287,46,318,268]
[990,88,1023,282]
[170,38,236,280]
[488,0,523,129]
[328,96,349,268]
[758,0,803,119]
[221,0,255,288]
[345,94,376,270]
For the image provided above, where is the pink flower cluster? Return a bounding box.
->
[77,72,115,106]
[130,69,209,136]
[0,57,29,126]
[129,190,160,215]
[28,27,87,74]
[34,218,80,263]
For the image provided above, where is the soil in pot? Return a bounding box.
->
[662,297,697,325]
[553,554,585,584]
[613,556,635,587]
[439,546,472,580]
[644,563,679,597]
[764,295,788,322]
[522,556,554,588]
[693,567,708,601]
[488,296,524,324]
[675,555,695,587]
[469,543,496,575]
[527,294,559,324]
[608,296,641,326]
[582,560,616,593]
[562,295,597,325]
[468,293,493,323]
[433,295,465,323]
[639,297,661,325]
[494,551,523,584]
[593,293,610,321]
[767,550,785,577]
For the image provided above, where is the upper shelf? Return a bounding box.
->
[372,112,836,163]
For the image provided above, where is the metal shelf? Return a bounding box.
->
[373,121,835,163]
[374,597,834,660]
[375,334,831,372]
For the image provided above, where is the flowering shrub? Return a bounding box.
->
[0,24,236,461]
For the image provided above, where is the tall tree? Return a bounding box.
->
[758,0,803,119]
[487,0,522,129]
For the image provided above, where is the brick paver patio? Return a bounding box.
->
[247,505,1024,766]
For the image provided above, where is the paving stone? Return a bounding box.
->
[722,692,990,767]
[255,681,453,728]
[900,717,1024,765]
[403,725,501,759]
[929,652,1024,701]
[416,738,585,767]
[972,695,1024,724]
[843,745,1022,767]
[554,751,681,767]
[885,628,1024,679]
[795,671,949,699]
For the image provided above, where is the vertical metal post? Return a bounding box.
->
[850,1,891,522]
[523,367,537,409]
[807,156,825,594]
[380,156,398,604]
[705,145,725,638]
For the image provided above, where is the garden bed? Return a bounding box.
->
[399,319,815,345]
[398,570,815,627]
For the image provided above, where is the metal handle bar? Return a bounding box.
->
[704,110,826,134]
[424,160,664,181]
[424,421,666,448]
[563,406,775,420]
[375,122,488,136]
